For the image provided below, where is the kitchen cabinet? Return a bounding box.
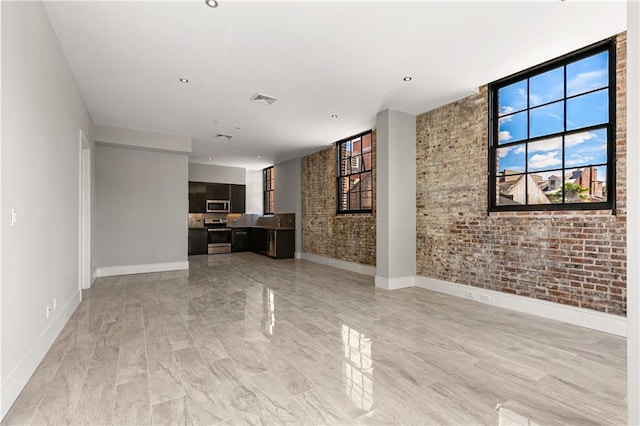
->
[188,182,206,213]
[250,228,294,259]
[206,183,229,200]
[188,228,208,255]
[229,184,246,213]
[231,228,250,252]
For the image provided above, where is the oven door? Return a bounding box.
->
[207,228,231,254]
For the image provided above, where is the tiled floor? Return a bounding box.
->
[3,253,627,425]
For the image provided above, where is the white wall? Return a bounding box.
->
[627,1,639,422]
[95,144,188,274]
[274,157,302,254]
[245,169,263,215]
[1,1,94,418]
[189,163,245,184]
[375,109,416,288]
[95,124,191,154]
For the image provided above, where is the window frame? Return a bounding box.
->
[336,130,374,215]
[488,38,616,213]
[263,166,274,215]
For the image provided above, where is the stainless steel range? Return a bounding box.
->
[204,218,231,254]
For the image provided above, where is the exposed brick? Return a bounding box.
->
[301,132,377,265]
[415,33,627,316]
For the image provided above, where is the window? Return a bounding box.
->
[489,39,615,211]
[336,130,373,213]
[263,166,274,215]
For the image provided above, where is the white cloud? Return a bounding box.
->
[499,131,512,142]
[527,136,562,153]
[567,69,607,95]
[566,155,595,166]
[565,131,597,147]
[498,146,513,158]
[529,151,562,169]
[499,106,515,119]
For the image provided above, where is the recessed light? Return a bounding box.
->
[205,0,219,8]
[257,155,262,159]
[403,76,412,82]
[331,114,338,118]
[208,157,213,161]
[179,78,189,83]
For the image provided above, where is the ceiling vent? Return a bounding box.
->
[216,133,233,141]
[251,93,277,106]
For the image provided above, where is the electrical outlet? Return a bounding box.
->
[10,208,17,227]
[480,294,491,302]
[46,304,51,319]
[464,290,475,299]
[53,298,57,311]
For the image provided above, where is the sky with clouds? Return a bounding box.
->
[496,50,609,179]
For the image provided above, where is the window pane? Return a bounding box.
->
[527,136,562,172]
[564,166,606,203]
[496,145,525,175]
[567,51,608,97]
[340,159,350,176]
[360,171,372,191]
[499,111,527,144]
[537,170,565,200]
[350,192,361,211]
[498,80,527,116]
[339,176,349,195]
[529,66,564,107]
[352,140,361,156]
[349,174,360,191]
[530,101,564,138]
[526,173,554,205]
[565,129,607,168]
[362,133,372,152]
[349,155,363,174]
[361,191,372,210]
[566,89,608,131]
[497,176,525,205]
[362,152,372,171]
[338,193,348,211]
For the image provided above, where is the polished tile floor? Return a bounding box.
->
[3,253,627,425]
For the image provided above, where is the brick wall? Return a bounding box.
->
[301,132,376,265]
[416,33,627,315]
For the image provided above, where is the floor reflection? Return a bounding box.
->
[263,288,276,335]
[497,404,540,426]
[341,325,374,411]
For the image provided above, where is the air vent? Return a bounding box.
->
[251,93,277,106]
[216,133,233,140]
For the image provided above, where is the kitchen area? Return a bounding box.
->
[187,181,295,259]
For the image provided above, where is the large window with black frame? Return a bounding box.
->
[489,39,615,211]
[263,166,274,215]
[336,130,373,213]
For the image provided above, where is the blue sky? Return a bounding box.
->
[496,51,609,176]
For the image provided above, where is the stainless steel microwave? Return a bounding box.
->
[206,200,230,213]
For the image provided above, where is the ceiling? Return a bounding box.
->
[42,1,626,170]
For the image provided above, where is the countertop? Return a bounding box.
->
[190,225,295,231]
[229,225,295,231]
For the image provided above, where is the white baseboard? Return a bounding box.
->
[299,252,376,276]
[90,270,97,286]
[414,275,627,337]
[1,290,81,419]
[294,251,302,260]
[95,261,189,278]
[375,275,415,290]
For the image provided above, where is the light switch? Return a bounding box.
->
[10,208,16,227]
